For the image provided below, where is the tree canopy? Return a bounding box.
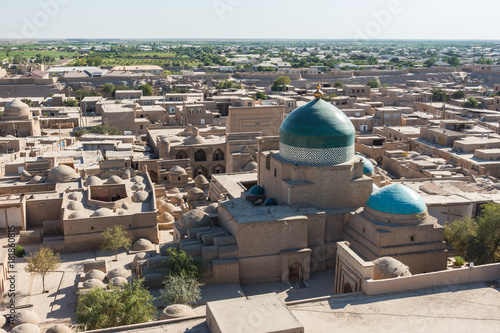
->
[76,279,156,331]
[137,84,153,96]
[451,90,466,99]
[272,76,291,91]
[445,202,500,265]
[431,89,450,102]
[158,275,202,306]
[463,97,479,109]
[63,98,78,107]
[24,247,61,293]
[162,247,203,279]
[366,80,379,89]
[100,225,132,261]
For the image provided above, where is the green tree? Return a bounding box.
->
[272,76,291,92]
[100,225,132,261]
[24,247,61,293]
[366,80,379,89]
[463,97,479,108]
[431,89,449,102]
[445,202,500,265]
[159,275,201,306]
[162,247,203,279]
[256,91,267,100]
[446,55,460,67]
[20,98,34,107]
[63,98,78,107]
[334,81,344,88]
[424,57,436,68]
[102,83,116,95]
[451,90,466,99]
[76,279,156,331]
[137,84,153,96]
[216,80,235,90]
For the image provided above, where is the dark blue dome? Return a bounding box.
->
[249,185,265,195]
[358,154,374,175]
[366,184,426,215]
[264,198,277,206]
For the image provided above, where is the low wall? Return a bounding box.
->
[363,262,500,295]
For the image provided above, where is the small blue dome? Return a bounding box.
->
[249,185,265,195]
[264,198,277,206]
[366,184,426,215]
[358,155,374,175]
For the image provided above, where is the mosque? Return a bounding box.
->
[0,98,41,137]
[173,86,448,286]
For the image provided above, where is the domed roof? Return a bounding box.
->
[68,211,88,219]
[204,203,218,215]
[130,175,144,183]
[249,185,265,195]
[107,267,129,280]
[68,192,82,201]
[160,304,194,320]
[243,161,258,172]
[14,310,39,326]
[187,187,204,200]
[47,165,77,183]
[184,135,206,145]
[132,191,149,202]
[82,278,106,289]
[169,135,182,143]
[106,175,123,184]
[28,175,43,184]
[366,184,426,215]
[169,166,187,175]
[67,201,84,211]
[84,269,106,281]
[108,276,128,288]
[132,238,155,251]
[264,198,277,206]
[167,187,180,194]
[3,99,31,120]
[91,208,114,217]
[158,201,176,214]
[178,209,211,229]
[170,194,184,205]
[84,176,102,186]
[373,257,412,280]
[45,324,74,333]
[158,212,175,223]
[194,174,209,185]
[358,154,374,175]
[279,97,355,166]
[131,183,145,192]
[11,324,40,333]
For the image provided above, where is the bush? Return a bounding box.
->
[162,248,203,279]
[159,275,201,306]
[14,244,25,257]
[454,256,465,267]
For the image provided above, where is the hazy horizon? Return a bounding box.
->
[1,0,498,41]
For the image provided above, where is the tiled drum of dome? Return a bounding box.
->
[279,143,354,166]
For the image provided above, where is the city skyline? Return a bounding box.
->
[1,0,499,40]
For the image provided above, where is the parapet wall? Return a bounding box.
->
[363,262,500,295]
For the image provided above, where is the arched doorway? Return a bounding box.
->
[148,170,158,183]
[212,165,225,174]
[213,149,224,161]
[343,282,353,293]
[288,262,302,283]
[194,166,208,178]
[176,150,188,159]
[194,149,207,162]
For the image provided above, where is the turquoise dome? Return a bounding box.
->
[366,184,426,215]
[357,154,374,175]
[249,185,265,195]
[279,98,355,166]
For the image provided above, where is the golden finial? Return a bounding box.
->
[314,82,324,99]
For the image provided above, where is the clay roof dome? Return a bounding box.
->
[184,134,206,145]
[158,212,175,223]
[108,276,128,288]
[167,187,180,194]
[91,208,114,217]
[84,269,106,281]
[3,98,31,120]
[177,209,211,229]
[169,166,187,176]
[130,175,144,183]
[106,175,123,184]
[373,257,412,280]
[187,187,204,200]
[13,310,39,326]
[158,201,176,214]
[67,201,84,211]
[10,324,40,333]
[160,304,194,320]
[366,184,426,215]
[132,191,149,202]
[28,175,44,184]
[132,238,155,251]
[47,165,77,183]
[243,161,258,172]
[204,203,218,215]
[82,279,106,289]
[68,211,88,219]
[84,176,102,186]
[279,95,355,166]
[107,267,129,280]
[45,324,74,333]
[68,192,83,201]
[194,174,209,185]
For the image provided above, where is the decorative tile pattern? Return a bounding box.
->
[280,143,354,166]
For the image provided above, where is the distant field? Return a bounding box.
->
[68,56,200,67]
[0,49,79,61]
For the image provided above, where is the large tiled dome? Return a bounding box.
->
[279,88,355,166]
[366,184,426,215]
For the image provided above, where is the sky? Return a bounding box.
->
[1,0,498,40]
